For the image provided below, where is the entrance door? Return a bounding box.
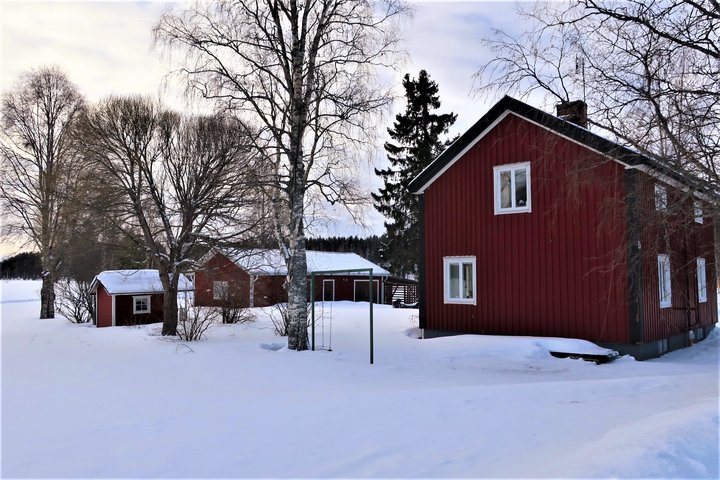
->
[354,279,380,302]
[322,279,335,301]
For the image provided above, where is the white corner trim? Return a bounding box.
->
[111,295,116,327]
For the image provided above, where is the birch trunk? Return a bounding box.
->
[286,203,308,350]
[39,271,55,319]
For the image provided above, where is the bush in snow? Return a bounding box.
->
[215,290,254,324]
[220,305,254,324]
[55,279,95,324]
[269,302,311,337]
[177,306,218,341]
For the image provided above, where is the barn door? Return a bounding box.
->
[322,279,335,302]
[354,279,379,302]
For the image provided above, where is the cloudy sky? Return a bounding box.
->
[0,0,526,256]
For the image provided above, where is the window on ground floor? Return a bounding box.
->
[657,254,671,308]
[133,295,151,314]
[444,256,476,304]
[213,281,229,300]
[697,257,707,303]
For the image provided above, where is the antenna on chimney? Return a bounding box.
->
[575,54,586,104]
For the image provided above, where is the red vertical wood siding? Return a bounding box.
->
[194,254,252,307]
[114,293,165,326]
[96,285,113,328]
[424,114,630,343]
[637,177,717,342]
[196,253,388,307]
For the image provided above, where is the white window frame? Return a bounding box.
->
[657,254,672,308]
[493,162,531,215]
[655,184,667,211]
[443,256,477,305]
[694,201,704,224]
[213,281,229,300]
[132,295,151,314]
[697,257,707,303]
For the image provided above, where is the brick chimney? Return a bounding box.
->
[556,100,587,127]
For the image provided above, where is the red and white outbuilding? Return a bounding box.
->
[89,270,194,328]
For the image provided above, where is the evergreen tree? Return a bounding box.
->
[372,70,456,277]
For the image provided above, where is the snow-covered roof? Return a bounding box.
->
[90,269,194,295]
[217,249,390,276]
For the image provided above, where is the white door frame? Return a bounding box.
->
[322,279,335,301]
[353,279,380,302]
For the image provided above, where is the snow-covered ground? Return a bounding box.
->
[2,280,718,478]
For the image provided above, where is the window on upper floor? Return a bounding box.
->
[694,201,703,224]
[493,162,531,214]
[443,256,476,304]
[657,254,671,308]
[697,257,707,303]
[654,184,667,211]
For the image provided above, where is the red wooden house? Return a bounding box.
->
[409,96,716,359]
[194,249,390,308]
[89,270,194,328]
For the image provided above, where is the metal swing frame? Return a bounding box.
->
[309,268,376,364]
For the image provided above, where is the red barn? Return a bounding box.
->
[89,270,194,328]
[194,249,390,308]
[409,96,716,359]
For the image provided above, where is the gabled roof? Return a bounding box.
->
[90,269,194,295]
[203,248,390,276]
[409,95,678,194]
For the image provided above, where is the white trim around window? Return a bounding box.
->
[657,254,671,308]
[132,295,151,314]
[443,256,477,305]
[697,257,707,303]
[493,162,531,215]
[655,184,668,211]
[694,201,704,224]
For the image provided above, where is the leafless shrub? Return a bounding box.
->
[220,305,254,325]
[269,302,291,337]
[177,307,218,341]
[269,302,313,337]
[55,279,94,324]
[216,290,254,324]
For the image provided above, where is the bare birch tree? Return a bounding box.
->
[76,96,260,335]
[0,66,85,318]
[476,0,720,207]
[154,0,407,350]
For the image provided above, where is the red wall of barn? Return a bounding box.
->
[114,293,165,326]
[96,285,113,327]
[254,275,287,307]
[307,275,382,302]
[423,113,630,343]
[196,254,388,307]
[194,254,252,307]
[636,177,717,342]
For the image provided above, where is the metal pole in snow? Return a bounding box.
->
[311,274,315,351]
[370,269,374,365]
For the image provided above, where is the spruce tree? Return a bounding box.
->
[372,70,456,277]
